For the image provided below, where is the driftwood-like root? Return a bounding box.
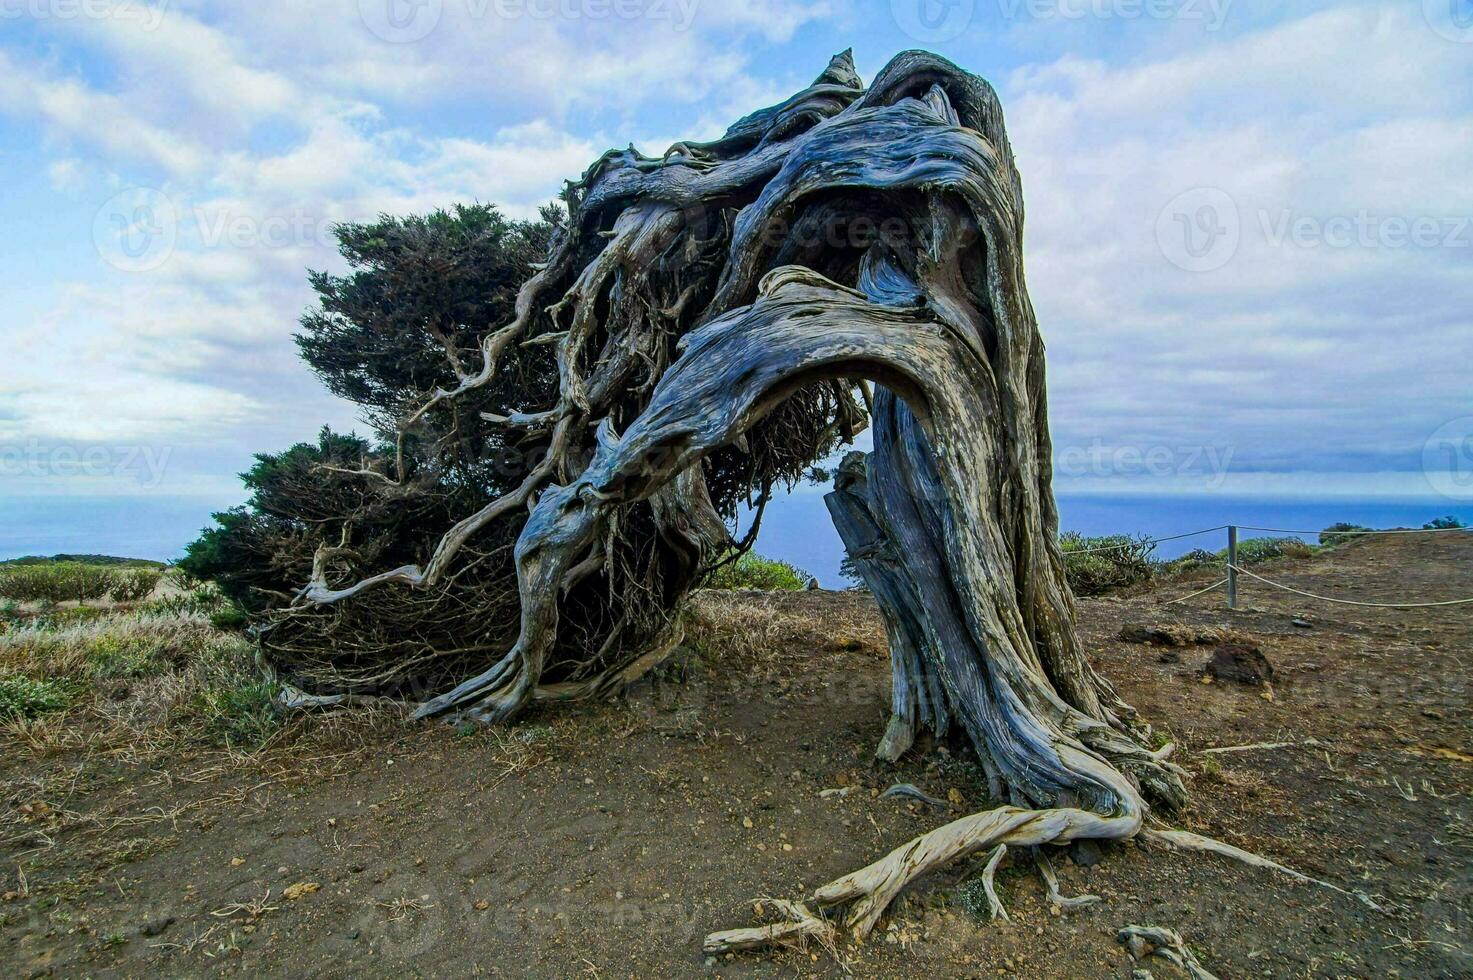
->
[1117,924,1221,980]
[702,900,835,956]
[1141,828,1383,911]
[975,843,1010,921]
[1035,847,1101,910]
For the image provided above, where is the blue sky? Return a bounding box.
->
[2,0,1471,507]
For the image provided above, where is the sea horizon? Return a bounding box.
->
[3,490,1467,588]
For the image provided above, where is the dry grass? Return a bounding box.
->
[684,591,802,668]
[0,610,277,754]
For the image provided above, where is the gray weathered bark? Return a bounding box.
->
[287,49,1268,946]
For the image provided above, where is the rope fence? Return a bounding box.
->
[1061,521,1472,611]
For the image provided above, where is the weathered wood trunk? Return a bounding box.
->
[287,50,1369,953]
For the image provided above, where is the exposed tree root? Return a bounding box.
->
[1035,847,1101,910]
[702,900,835,956]
[974,843,1010,921]
[1117,924,1220,980]
[1141,827,1383,911]
[704,799,1141,950]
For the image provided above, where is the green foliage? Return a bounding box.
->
[209,605,249,631]
[1221,536,1314,564]
[295,203,559,442]
[109,568,162,603]
[85,633,169,679]
[0,675,71,720]
[1425,516,1467,530]
[705,552,812,591]
[0,563,118,605]
[0,555,164,568]
[1319,522,1371,547]
[143,582,229,618]
[191,678,281,749]
[1059,533,1155,596]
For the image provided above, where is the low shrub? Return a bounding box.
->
[0,563,119,605]
[209,605,250,631]
[1425,516,1467,530]
[705,552,812,591]
[1059,533,1155,596]
[1223,536,1314,564]
[1319,523,1371,547]
[192,678,281,749]
[109,568,163,603]
[0,675,71,721]
[143,582,229,618]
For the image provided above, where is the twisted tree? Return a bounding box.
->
[195,49,1374,953]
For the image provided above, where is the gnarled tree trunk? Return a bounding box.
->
[282,50,1365,951]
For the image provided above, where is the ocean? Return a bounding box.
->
[2,491,1468,588]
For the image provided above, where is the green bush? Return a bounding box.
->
[109,569,163,603]
[0,675,71,721]
[1425,516,1467,530]
[1059,533,1155,596]
[1319,523,1371,547]
[1221,536,1314,564]
[143,583,228,618]
[0,563,118,605]
[192,679,280,749]
[209,606,249,631]
[705,552,812,591]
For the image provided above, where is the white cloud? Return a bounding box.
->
[1006,5,1473,486]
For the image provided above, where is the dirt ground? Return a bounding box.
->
[3,532,1471,978]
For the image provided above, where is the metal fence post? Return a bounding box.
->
[1227,525,1238,610]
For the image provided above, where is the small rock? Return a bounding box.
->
[1156,651,1180,664]
[282,881,321,901]
[230,857,245,867]
[474,900,490,911]
[347,929,361,941]
[1069,839,1105,867]
[139,916,175,937]
[1204,643,1274,685]
[741,816,754,829]
[1291,617,1313,629]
